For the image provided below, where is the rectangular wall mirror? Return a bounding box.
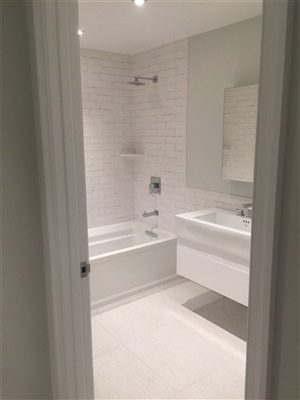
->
[222,84,258,183]
[186,16,261,197]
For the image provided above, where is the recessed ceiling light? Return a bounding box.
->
[78,30,84,36]
[132,0,147,6]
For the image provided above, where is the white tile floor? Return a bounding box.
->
[92,280,247,399]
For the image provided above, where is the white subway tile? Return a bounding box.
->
[81,40,251,230]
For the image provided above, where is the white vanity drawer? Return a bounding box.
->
[177,243,249,306]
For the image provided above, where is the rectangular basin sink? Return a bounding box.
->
[176,208,251,263]
[194,211,251,233]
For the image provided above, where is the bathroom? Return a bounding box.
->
[79,1,262,398]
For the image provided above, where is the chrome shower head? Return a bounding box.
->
[127,75,158,86]
[127,77,147,86]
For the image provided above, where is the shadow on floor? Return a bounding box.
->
[184,295,248,341]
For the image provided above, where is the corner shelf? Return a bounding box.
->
[119,153,144,158]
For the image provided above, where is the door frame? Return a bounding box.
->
[245,1,294,398]
[28,0,295,399]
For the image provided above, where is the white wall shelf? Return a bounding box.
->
[119,153,144,158]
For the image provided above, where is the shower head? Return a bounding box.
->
[127,75,158,86]
[127,77,147,86]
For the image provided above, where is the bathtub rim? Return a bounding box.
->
[88,220,175,240]
[88,220,177,263]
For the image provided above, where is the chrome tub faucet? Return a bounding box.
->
[143,210,159,237]
[145,229,158,238]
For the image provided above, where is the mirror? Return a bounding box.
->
[186,16,261,197]
[222,84,258,183]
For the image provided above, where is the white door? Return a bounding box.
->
[28,0,295,399]
[29,0,94,398]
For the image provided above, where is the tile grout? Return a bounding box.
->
[92,281,246,399]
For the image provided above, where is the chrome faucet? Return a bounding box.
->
[235,203,253,218]
[143,210,159,237]
[235,208,245,216]
[145,229,158,238]
[243,203,253,218]
[142,210,159,218]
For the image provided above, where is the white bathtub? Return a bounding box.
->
[89,221,177,310]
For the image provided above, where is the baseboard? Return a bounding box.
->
[91,274,185,316]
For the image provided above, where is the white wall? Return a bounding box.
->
[80,49,135,228]
[131,39,252,232]
[81,19,260,231]
[2,2,52,398]
[187,16,262,197]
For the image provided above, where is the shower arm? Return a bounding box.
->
[135,75,158,83]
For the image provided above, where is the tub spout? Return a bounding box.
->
[142,210,159,218]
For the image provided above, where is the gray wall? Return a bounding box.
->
[270,3,299,399]
[2,2,52,399]
[187,16,262,197]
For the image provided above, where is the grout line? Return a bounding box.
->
[123,341,180,394]
[92,343,125,363]
[92,319,124,349]
[91,281,246,399]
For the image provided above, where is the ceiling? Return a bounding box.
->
[78,0,262,55]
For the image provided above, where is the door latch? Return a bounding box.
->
[80,261,90,278]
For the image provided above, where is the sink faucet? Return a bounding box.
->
[142,210,159,218]
[235,208,245,217]
[235,203,253,218]
[243,203,253,218]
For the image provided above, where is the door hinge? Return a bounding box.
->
[80,261,90,278]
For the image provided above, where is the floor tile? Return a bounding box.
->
[193,297,248,341]
[179,358,246,399]
[92,281,246,399]
[93,346,177,399]
[167,393,183,399]
[151,285,246,356]
[149,280,212,306]
[126,320,235,392]
[93,296,176,345]
[92,320,121,358]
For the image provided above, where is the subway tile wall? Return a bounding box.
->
[80,49,135,228]
[80,41,252,231]
[131,39,251,231]
[222,84,258,183]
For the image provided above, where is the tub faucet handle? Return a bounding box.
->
[149,177,161,194]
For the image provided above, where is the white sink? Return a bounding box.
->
[195,210,251,233]
[176,208,251,262]
[176,208,252,306]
